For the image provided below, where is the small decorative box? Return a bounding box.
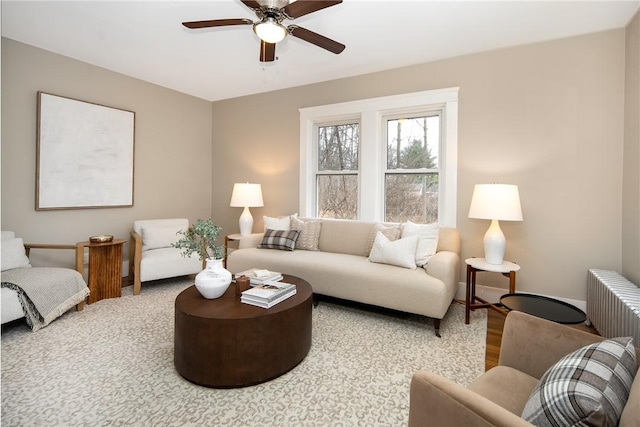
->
[89,235,114,243]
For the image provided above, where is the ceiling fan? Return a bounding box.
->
[182,0,345,62]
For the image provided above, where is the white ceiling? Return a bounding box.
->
[2,0,639,102]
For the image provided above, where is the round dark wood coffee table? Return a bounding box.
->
[500,293,586,324]
[174,275,312,388]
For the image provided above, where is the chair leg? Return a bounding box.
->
[134,276,141,295]
[76,301,84,311]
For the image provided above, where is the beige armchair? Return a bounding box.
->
[129,218,202,295]
[409,311,640,427]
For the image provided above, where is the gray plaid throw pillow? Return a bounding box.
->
[257,229,300,251]
[522,337,637,427]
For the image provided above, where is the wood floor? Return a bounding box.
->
[484,308,598,371]
[485,309,506,371]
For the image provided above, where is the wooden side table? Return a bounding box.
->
[465,257,520,324]
[76,238,126,304]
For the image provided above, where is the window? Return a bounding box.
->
[316,122,359,219]
[300,88,458,226]
[385,114,440,223]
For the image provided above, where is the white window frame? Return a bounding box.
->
[299,87,458,227]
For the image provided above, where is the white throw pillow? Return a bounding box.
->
[1,237,32,271]
[368,232,419,269]
[263,213,297,231]
[401,221,439,266]
[141,225,185,251]
[366,223,401,256]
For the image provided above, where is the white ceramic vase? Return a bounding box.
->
[194,258,232,299]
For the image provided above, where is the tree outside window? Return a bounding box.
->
[385,115,440,223]
[316,123,359,219]
[300,87,458,226]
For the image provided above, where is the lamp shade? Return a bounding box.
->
[230,183,264,208]
[468,184,523,221]
[253,19,287,44]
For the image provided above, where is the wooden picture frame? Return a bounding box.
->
[36,92,135,210]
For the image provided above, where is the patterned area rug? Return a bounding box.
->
[1,278,487,426]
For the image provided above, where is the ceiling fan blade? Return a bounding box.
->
[182,18,253,29]
[241,0,262,11]
[283,0,342,19]
[289,25,345,54]
[260,40,276,62]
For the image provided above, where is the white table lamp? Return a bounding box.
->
[230,183,264,236]
[468,184,523,265]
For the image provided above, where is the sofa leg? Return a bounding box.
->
[433,318,441,338]
[313,294,319,308]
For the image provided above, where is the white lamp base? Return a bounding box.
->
[483,219,506,265]
[238,206,254,236]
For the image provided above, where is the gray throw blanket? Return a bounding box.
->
[1,267,90,331]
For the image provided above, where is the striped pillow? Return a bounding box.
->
[522,337,637,427]
[257,229,300,251]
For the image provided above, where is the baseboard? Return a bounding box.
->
[455,282,586,313]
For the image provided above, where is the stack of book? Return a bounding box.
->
[241,281,296,308]
[236,268,283,286]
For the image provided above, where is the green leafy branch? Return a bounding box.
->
[172,218,224,261]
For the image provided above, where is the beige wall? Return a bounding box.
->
[622,11,640,285]
[1,38,213,269]
[212,29,628,301]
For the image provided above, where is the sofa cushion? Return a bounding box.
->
[227,247,453,320]
[1,287,25,324]
[1,238,31,271]
[258,229,300,251]
[368,232,418,269]
[522,337,637,427]
[366,223,401,255]
[401,221,439,266]
[291,218,321,251]
[141,225,185,252]
[318,219,374,256]
[263,214,297,231]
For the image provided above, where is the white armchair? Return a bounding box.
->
[1,231,89,329]
[130,218,202,295]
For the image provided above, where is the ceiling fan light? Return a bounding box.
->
[254,19,287,44]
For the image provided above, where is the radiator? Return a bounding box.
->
[586,269,640,344]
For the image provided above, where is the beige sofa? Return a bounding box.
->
[226,218,460,336]
[409,311,640,426]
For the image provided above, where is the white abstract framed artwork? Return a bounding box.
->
[36,92,135,210]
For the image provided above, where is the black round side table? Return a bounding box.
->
[500,293,586,324]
